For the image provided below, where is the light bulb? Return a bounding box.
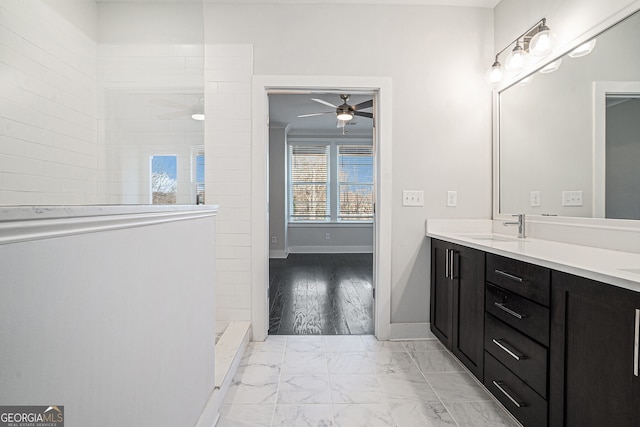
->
[191,113,205,121]
[539,58,562,74]
[505,44,527,72]
[336,112,353,121]
[486,61,503,84]
[569,39,597,58]
[529,25,556,57]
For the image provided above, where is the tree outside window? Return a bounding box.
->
[151,155,177,204]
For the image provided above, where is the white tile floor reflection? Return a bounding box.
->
[218,335,520,427]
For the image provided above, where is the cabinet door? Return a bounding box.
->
[430,239,453,348]
[550,271,640,427]
[452,245,485,380]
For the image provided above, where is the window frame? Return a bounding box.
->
[287,138,373,224]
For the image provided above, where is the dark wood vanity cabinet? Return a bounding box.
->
[430,238,640,426]
[484,254,551,427]
[550,270,640,427]
[430,239,485,380]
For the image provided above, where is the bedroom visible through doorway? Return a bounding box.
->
[267,91,376,336]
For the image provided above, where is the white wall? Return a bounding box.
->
[97,2,203,44]
[204,4,494,326]
[42,0,98,40]
[269,124,288,257]
[0,208,217,427]
[0,0,99,205]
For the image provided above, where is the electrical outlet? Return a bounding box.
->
[447,191,457,207]
[562,190,583,207]
[325,233,330,240]
[271,236,277,244]
[402,190,424,207]
[530,191,541,207]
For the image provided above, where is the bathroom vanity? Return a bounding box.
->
[427,223,640,427]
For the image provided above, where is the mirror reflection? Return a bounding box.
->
[499,9,640,220]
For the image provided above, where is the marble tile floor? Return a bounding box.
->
[218,335,521,427]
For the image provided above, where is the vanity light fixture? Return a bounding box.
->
[540,58,562,74]
[505,41,527,71]
[568,39,597,58]
[487,17,556,85]
[529,19,556,56]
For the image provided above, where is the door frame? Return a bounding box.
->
[251,75,392,341]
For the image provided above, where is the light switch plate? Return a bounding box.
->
[562,190,583,206]
[402,190,424,207]
[530,191,541,207]
[447,191,457,207]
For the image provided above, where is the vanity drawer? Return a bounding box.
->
[485,313,548,398]
[485,352,548,427]
[486,283,550,346]
[486,253,550,307]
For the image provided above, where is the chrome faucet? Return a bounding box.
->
[503,214,525,238]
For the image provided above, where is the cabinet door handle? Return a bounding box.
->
[449,249,455,280]
[494,269,524,283]
[492,381,525,408]
[445,249,450,279]
[492,338,525,361]
[634,309,639,377]
[494,302,526,319]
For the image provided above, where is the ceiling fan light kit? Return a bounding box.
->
[487,18,556,85]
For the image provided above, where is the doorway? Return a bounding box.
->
[251,76,392,341]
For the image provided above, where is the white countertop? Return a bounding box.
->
[426,220,640,293]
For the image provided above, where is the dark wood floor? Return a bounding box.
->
[268,253,374,335]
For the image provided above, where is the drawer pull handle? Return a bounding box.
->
[492,380,525,408]
[495,269,524,283]
[494,302,526,319]
[492,339,525,361]
[634,309,639,377]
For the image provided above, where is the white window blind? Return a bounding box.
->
[289,144,330,221]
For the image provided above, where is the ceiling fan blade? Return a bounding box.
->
[149,98,191,109]
[354,111,373,119]
[297,112,333,118]
[353,99,373,110]
[312,98,338,109]
[157,111,191,119]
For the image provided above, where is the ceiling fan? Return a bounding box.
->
[297,94,373,122]
[151,96,205,121]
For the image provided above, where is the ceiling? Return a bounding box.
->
[95,0,501,8]
[269,93,375,136]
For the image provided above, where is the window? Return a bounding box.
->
[338,145,374,221]
[192,146,205,204]
[151,155,177,204]
[289,145,329,221]
[288,141,373,223]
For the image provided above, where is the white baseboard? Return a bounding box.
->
[288,245,373,254]
[389,323,436,340]
[269,250,288,259]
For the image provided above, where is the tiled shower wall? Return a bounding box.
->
[204,44,253,322]
[0,0,98,205]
